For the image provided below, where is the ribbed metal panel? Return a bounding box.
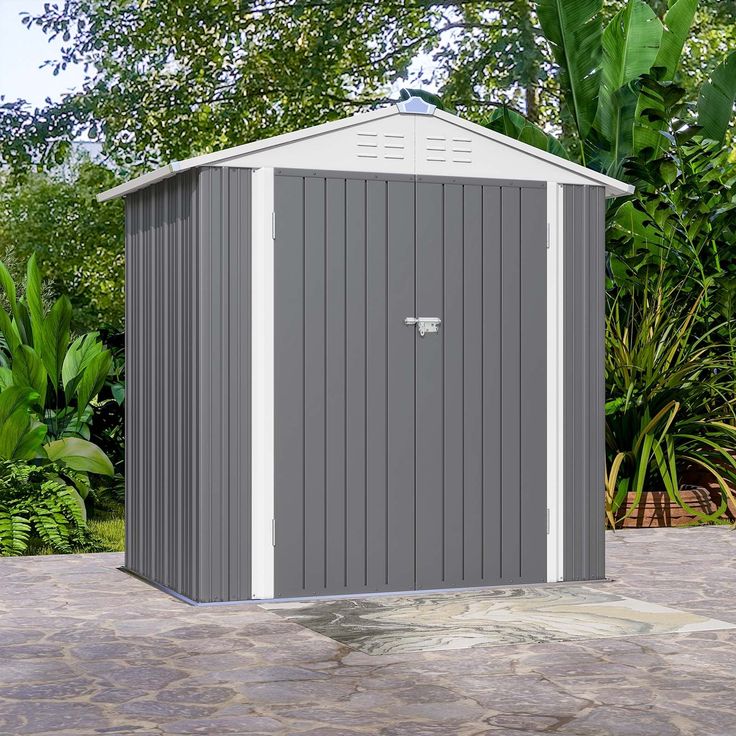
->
[273,170,547,598]
[125,167,252,602]
[563,185,606,581]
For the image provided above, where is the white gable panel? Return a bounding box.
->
[98,103,633,201]
[218,112,416,175]
[415,115,597,187]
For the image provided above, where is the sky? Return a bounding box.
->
[0,0,86,108]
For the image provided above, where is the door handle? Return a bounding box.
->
[404,317,442,337]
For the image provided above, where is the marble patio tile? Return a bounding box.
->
[263,584,735,655]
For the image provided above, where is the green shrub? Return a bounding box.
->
[0,255,119,554]
[605,281,736,525]
[0,460,102,555]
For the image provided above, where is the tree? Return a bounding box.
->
[2,1,733,175]
[2,1,442,173]
[0,159,124,332]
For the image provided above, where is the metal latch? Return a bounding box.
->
[404,316,442,337]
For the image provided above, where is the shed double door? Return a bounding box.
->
[273,169,546,598]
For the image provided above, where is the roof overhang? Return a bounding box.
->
[98,104,634,202]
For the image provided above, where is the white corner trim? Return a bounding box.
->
[546,183,565,583]
[251,167,275,599]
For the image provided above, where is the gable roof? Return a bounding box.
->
[98,103,634,202]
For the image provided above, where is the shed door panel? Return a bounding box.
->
[274,171,546,598]
[414,181,547,590]
[274,173,415,597]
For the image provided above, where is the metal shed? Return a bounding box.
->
[99,98,633,604]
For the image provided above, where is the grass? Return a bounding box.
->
[88,508,125,552]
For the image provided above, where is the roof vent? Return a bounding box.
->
[396,96,436,115]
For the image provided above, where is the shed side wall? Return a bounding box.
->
[126,170,201,599]
[125,167,252,602]
[562,185,606,581]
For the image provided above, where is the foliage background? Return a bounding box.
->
[0,0,734,536]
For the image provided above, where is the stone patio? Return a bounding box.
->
[2,528,736,735]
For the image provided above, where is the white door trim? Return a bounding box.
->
[251,167,275,599]
[546,183,565,582]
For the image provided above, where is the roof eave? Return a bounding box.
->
[96,161,184,202]
[432,109,634,198]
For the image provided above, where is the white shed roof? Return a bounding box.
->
[98,101,633,202]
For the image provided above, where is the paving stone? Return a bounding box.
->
[1,532,736,735]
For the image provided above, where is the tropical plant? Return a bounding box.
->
[608,131,736,294]
[88,331,125,503]
[0,382,114,507]
[0,254,113,441]
[512,0,736,175]
[0,459,101,555]
[605,280,736,526]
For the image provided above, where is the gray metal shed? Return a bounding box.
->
[100,99,632,603]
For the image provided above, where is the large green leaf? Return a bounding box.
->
[633,75,687,156]
[11,346,47,408]
[0,386,35,426]
[698,50,736,142]
[24,254,45,351]
[0,367,13,391]
[44,437,114,476]
[13,302,31,346]
[538,0,602,142]
[0,387,45,460]
[62,332,105,398]
[41,296,72,389]
[654,0,698,79]
[0,307,21,354]
[632,0,697,156]
[74,350,112,415]
[13,421,48,460]
[485,107,570,159]
[0,260,18,317]
[598,0,663,164]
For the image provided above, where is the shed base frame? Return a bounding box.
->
[120,566,610,607]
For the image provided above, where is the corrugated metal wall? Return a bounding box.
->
[125,167,252,602]
[563,185,606,581]
[273,169,547,598]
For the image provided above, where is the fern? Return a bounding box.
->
[0,460,98,555]
[0,506,31,555]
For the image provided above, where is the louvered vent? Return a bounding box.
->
[424,136,472,163]
[356,132,406,160]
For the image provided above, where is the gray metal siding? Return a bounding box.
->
[125,167,251,602]
[563,185,606,581]
[274,170,546,597]
[273,172,417,597]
